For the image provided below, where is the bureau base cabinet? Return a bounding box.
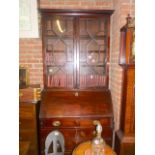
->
[39,90,114,155]
[19,102,39,155]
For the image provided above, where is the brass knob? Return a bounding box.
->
[93,120,100,125]
[52,121,61,127]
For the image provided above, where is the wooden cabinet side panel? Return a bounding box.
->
[19,103,38,155]
[123,67,135,135]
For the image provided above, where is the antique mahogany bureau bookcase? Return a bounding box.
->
[39,10,114,155]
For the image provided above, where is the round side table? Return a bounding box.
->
[72,141,116,155]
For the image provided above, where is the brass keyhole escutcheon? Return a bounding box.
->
[75,92,78,97]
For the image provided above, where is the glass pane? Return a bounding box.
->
[79,17,108,88]
[45,16,74,88]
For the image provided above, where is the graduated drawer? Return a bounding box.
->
[40,118,79,128]
[19,118,35,130]
[79,118,112,128]
[40,117,112,129]
[76,127,113,141]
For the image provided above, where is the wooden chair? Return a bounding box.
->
[45,130,65,155]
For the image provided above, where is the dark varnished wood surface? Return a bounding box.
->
[19,141,30,155]
[40,10,114,155]
[115,17,135,155]
[39,89,113,118]
[39,89,114,155]
[19,102,39,155]
[40,9,114,15]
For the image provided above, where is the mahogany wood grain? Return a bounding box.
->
[39,90,114,155]
[19,141,30,155]
[19,102,39,155]
[115,16,135,155]
[40,9,114,16]
[39,10,114,155]
[115,64,135,155]
[19,84,41,103]
[115,65,135,155]
[40,90,113,118]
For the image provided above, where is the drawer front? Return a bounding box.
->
[79,118,112,127]
[39,117,113,154]
[19,118,35,130]
[40,117,112,128]
[39,127,113,155]
[40,118,78,128]
[76,127,113,143]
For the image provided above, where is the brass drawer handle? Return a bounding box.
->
[52,121,61,127]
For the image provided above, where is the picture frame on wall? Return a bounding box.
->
[19,66,29,89]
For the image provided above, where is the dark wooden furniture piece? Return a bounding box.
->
[39,10,114,155]
[72,141,116,155]
[19,141,30,155]
[39,90,114,155]
[19,101,39,155]
[19,84,41,102]
[114,15,135,155]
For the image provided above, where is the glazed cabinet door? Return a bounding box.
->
[43,16,75,88]
[79,16,109,88]
[42,14,110,89]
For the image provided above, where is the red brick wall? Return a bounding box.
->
[110,0,135,130]
[39,0,113,10]
[19,39,43,87]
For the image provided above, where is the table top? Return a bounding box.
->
[72,141,116,155]
[19,141,30,155]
